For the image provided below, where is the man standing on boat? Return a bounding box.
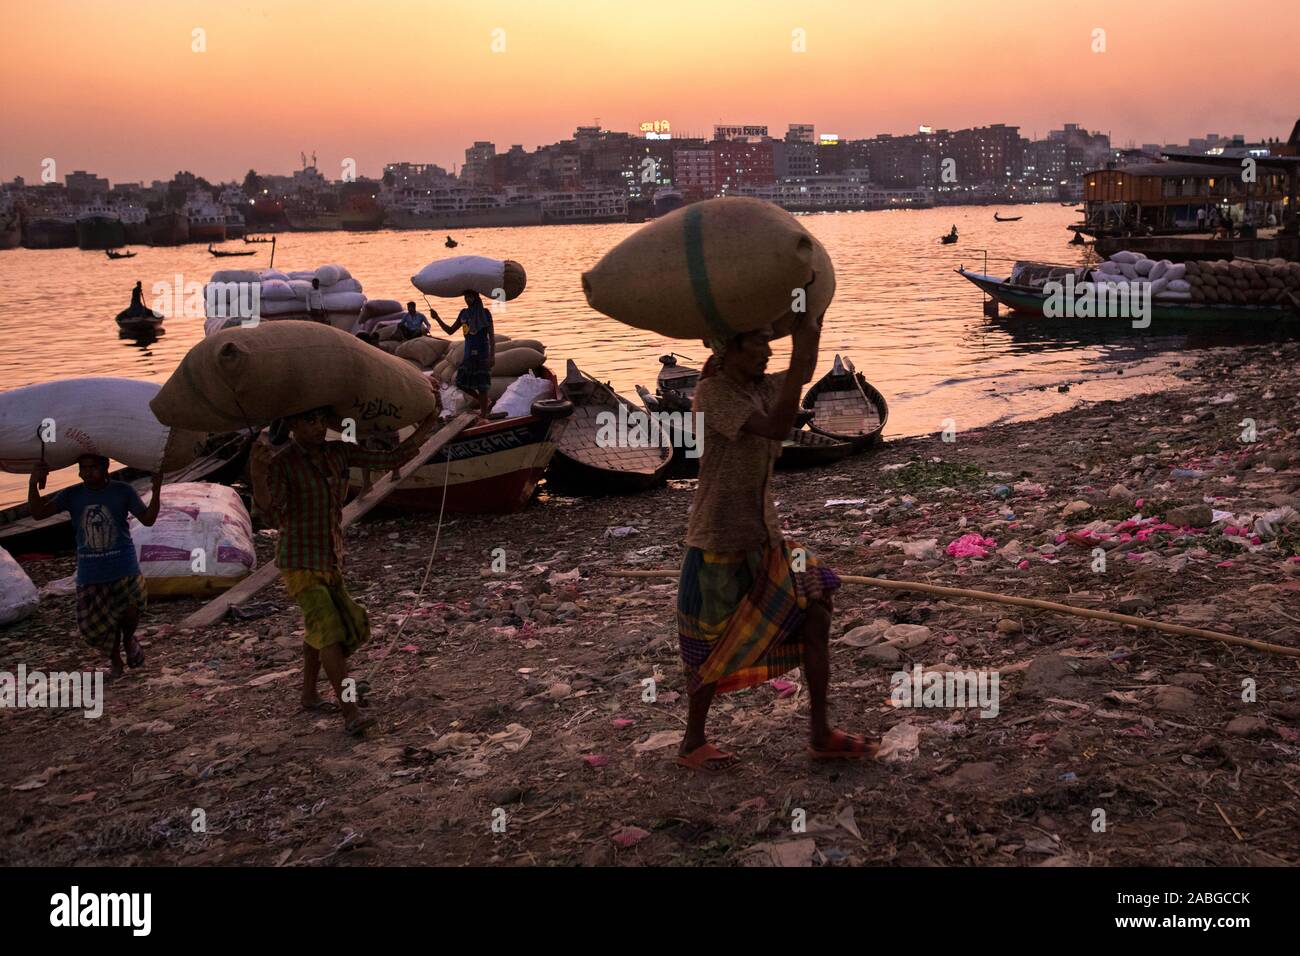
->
[27,455,162,678]
[306,277,328,324]
[674,307,876,771]
[432,290,496,419]
[250,404,439,736]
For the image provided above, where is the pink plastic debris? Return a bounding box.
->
[582,754,609,769]
[1216,561,1234,568]
[611,718,635,728]
[1017,559,1029,570]
[768,678,798,698]
[946,534,997,558]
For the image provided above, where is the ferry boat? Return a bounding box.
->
[651,187,685,218]
[185,190,227,243]
[22,203,77,248]
[118,204,150,244]
[540,189,627,224]
[146,208,189,245]
[385,184,544,229]
[0,207,19,250]
[76,201,126,250]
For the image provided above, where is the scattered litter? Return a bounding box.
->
[946,534,997,558]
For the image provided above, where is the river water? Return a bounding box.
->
[1,203,1286,504]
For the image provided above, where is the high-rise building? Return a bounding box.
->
[786,124,815,144]
[463,141,497,185]
[714,124,768,143]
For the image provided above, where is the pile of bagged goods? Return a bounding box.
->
[402,255,553,413]
[0,545,39,625]
[1093,251,1300,307]
[1181,257,1300,306]
[582,196,835,340]
[204,263,366,335]
[1090,251,1193,302]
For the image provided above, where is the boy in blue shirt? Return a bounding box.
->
[28,454,162,677]
[396,300,431,340]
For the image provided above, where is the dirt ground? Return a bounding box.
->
[3,341,1299,867]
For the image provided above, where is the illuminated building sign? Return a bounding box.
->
[641,121,672,139]
[819,134,839,145]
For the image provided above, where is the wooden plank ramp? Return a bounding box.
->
[180,412,476,629]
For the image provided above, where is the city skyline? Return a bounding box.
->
[3,0,1296,183]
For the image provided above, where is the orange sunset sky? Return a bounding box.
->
[2,0,1297,184]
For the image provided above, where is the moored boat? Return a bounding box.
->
[549,360,671,494]
[0,212,23,250]
[641,353,703,477]
[801,355,888,450]
[147,209,189,245]
[777,428,856,469]
[23,211,77,249]
[348,385,574,514]
[957,265,1300,323]
[185,191,227,243]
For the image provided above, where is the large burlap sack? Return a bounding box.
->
[211,269,260,283]
[322,291,365,312]
[129,482,255,597]
[583,197,833,340]
[378,340,401,354]
[0,546,39,625]
[412,256,527,300]
[260,299,309,317]
[260,279,296,301]
[0,378,200,474]
[315,264,351,286]
[395,336,451,368]
[447,333,523,367]
[492,348,545,377]
[151,321,436,433]
[362,299,404,319]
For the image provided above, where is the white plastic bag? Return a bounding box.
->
[0,546,39,625]
[128,483,256,597]
[491,371,554,419]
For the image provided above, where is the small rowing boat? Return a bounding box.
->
[209,244,257,257]
[994,213,1022,222]
[641,354,703,477]
[940,233,958,244]
[105,248,136,259]
[549,360,671,494]
[777,428,855,469]
[801,355,888,450]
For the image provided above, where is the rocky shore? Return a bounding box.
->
[3,339,1299,867]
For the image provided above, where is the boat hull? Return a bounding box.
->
[386,202,544,230]
[23,218,77,249]
[147,211,189,245]
[551,367,672,494]
[189,223,227,243]
[76,216,126,250]
[349,414,566,514]
[958,269,1300,324]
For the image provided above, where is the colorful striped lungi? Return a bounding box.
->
[677,541,839,695]
[282,568,370,657]
[75,574,148,650]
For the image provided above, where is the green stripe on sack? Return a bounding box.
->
[683,205,734,342]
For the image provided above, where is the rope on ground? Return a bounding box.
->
[606,568,1300,659]
[392,448,453,641]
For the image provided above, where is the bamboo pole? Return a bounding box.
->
[607,568,1300,659]
[180,412,476,629]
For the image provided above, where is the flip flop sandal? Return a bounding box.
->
[675,743,738,773]
[808,729,879,761]
[345,715,377,737]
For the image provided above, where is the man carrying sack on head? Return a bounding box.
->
[28,454,162,678]
[675,303,877,771]
[250,405,439,736]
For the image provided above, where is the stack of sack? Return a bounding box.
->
[1183,258,1300,307]
[128,483,255,597]
[582,197,835,340]
[1091,251,1191,302]
[428,335,548,403]
[205,264,367,335]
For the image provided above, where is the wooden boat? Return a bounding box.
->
[777,428,856,470]
[115,304,165,333]
[0,432,251,550]
[801,355,888,450]
[940,233,958,244]
[243,235,274,243]
[105,248,136,259]
[549,360,671,494]
[642,354,703,477]
[445,236,458,248]
[348,372,574,514]
[957,265,1300,323]
[994,213,1022,222]
[209,244,257,257]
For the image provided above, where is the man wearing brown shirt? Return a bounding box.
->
[676,313,875,770]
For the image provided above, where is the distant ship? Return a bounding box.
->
[224,204,246,239]
[185,190,227,243]
[340,191,385,231]
[651,187,684,218]
[0,208,19,250]
[76,201,126,250]
[22,205,77,248]
[146,209,189,246]
[540,189,627,225]
[385,188,544,229]
[118,204,150,244]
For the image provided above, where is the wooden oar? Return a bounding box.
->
[180,412,476,629]
[607,568,1300,659]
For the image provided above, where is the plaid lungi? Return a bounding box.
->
[677,541,839,695]
[282,568,370,657]
[75,574,148,650]
[454,363,491,395]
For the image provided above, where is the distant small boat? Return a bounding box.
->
[209,244,257,257]
[940,233,958,244]
[243,235,273,243]
[994,213,1022,222]
[105,248,136,259]
[445,236,458,248]
[639,354,703,477]
[550,360,671,493]
[802,355,888,450]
